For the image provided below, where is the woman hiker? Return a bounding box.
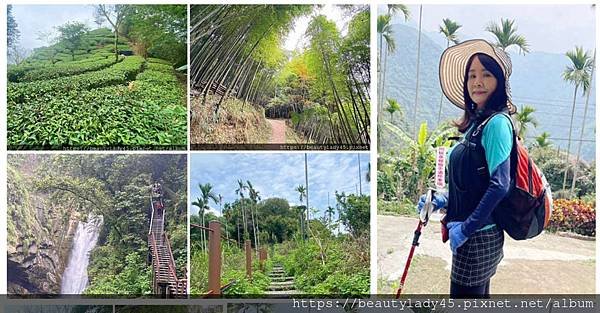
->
[417,39,517,298]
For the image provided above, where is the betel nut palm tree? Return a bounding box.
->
[295,184,307,239]
[437,18,462,124]
[561,46,593,190]
[485,18,530,55]
[235,179,249,240]
[379,5,410,106]
[199,183,219,252]
[514,105,538,140]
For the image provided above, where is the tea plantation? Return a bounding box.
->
[7,28,187,149]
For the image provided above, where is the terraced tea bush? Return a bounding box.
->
[18,57,121,82]
[147,58,172,65]
[135,69,179,84]
[146,62,174,73]
[8,56,145,103]
[7,64,40,82]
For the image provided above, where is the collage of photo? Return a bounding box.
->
[2,2,598,312]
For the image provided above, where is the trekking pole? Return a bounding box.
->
[396,189,433,298]
[396,147,447,298]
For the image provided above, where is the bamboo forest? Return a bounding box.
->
[7,154,187,296]
[189,153,370,295]
[190,5,370,147]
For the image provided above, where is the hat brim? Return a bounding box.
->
[439,39,516,114]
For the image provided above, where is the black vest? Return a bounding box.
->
[447,118,491,223]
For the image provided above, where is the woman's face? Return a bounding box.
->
[467,56,498,109]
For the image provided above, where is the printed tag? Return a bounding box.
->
[435,147,447,189]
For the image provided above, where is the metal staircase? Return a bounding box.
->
[148,184,186,297]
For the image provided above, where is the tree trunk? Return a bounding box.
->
[217,24,274,113]
[114,30,119,62]
[413,5,423,139]
[437,40,450,125]
[562,83,579,191]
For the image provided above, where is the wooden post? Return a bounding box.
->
[245,239,252,279]
[208,221,221,295]
[259,247,267,271]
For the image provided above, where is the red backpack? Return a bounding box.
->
[478,112,553,240]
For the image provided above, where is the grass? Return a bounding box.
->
[378,199,418,217]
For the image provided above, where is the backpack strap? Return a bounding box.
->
[472,111,514,137]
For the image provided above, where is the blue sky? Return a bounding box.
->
[189,153,370,217]
[12,5,103,50]
[379,4,595,55]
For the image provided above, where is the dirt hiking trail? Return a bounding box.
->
[267,118,286,144]
[378,215,595,294]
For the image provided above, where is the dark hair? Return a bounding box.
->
[454,53,508,132]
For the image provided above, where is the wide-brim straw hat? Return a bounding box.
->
[439,39,516,114]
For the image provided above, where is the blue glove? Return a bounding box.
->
[447,222,468,255]
[416,193,448,214]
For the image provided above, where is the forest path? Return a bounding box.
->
[267,118,286,144]
[378,215,595,294]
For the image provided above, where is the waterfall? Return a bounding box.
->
[60,214,103,294]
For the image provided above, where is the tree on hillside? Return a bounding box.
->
[437,18,462,123]
[7,5,20,51]
[246,180,261,252]
[8,45,29,65]
[95,5,126,62]
[378,5,410,109]
[122,5,187,66]
[562,46,593,190]
[37,31,60,65]
[413,5,424,138]
[514,105,538,139]
[191,198,206,251]
[235,180,249,240]
[377,14,394,103]
[335,192,369,238]
[534,132,552,148]
[485,18,529,55]
[326,206,336,228]
[295,185,307,239]
[56,22,89,61]
[93,12,105,29]
[571,50,595,194]
[385,98,401,123]
[198,183,219,252]
[7,5,26,65]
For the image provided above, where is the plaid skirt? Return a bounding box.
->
[451,225,504,287]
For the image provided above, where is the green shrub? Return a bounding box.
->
[146,62,174,73]
[222,270,270,295]
[280,237,369,295]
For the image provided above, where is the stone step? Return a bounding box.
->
[265,289,300,296]
[268,283,296,291]
[270,276,294,282]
